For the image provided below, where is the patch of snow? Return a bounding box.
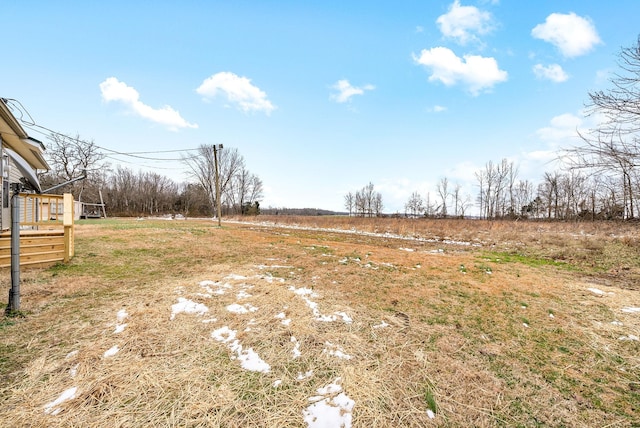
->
[334,312,353,324]
[373,321,389,329]
[211,326,236,343]
[236,290,253,299]
[291,336,301,359]
[273,380,283,388]
[226,303,259,314]
[323,342,353,360]
[303,378,355,428]
[69,364,79,378]
[289,286,318,297]
[113,323,127,334]
[549,313,555,319]
[611,320,623,326]
[399,247,414,252]
[117,309,128,322]
[211,326,270,373]
[104,346,119,358]
[263,274,286,284]
[201,318,218,324]
[256,264,294,269]
[297,370,314,380]
[619,335,639,341]
[44,386,78,415]
[621,307,640,313]
[427,409,435,419]
[225,274,247,280]
[170,298,209,320]
[65,350,78,360]
[522,323,529,328]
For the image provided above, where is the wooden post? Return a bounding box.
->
[63,193,74,261]
[99,189,107,218]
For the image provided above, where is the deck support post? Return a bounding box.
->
[63,193,74,262]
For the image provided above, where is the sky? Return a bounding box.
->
[2,1,640,213]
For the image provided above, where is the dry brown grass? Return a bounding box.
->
[0,217,638,427]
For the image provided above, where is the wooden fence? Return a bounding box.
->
[0,193,74,269]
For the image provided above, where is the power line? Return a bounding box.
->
[4,98,202,162]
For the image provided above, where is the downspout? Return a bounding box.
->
[7,183,21,314]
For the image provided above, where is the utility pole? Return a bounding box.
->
[213,144,223,227]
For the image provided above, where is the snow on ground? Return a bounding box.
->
[211,326,271,373]
[170,297,209,320]
[289,286,353,324]
[103,345,119,358]
[303,378,355,428]
[43,257,445,423]
[169,273,361,426]
[226,303,258,314]
[42,242,640,424]
[229,219,482,248]
[43,387,78,415]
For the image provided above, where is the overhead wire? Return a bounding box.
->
[3,97,202,164]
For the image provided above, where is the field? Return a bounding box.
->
[0,216,639,427]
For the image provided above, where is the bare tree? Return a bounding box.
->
[451,183,471,218]
[567,36,640,219]
[350,182,384,217]
[229,167,263,215]
[41,133,106,199]
[344,192,354,216]
[436,177,449,217]
[182,145,253,216]
[405,191,424,217]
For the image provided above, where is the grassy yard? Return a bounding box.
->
[0,217,638,427]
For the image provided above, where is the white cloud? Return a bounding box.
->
[536,113,583,144]
[413,47,507,95]
[196,72,276,115]
[432,105,447,113]
[436,0,494,45]
[533,64,569,82]
[531,12,601,58]
[99,77,198,131]
[330,80,375,103]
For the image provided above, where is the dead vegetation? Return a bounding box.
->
[0,216,638,427]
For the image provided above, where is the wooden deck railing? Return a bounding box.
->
[0,193,74,268]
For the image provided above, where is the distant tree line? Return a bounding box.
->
[39,141,263,217]
[260,207,340,216]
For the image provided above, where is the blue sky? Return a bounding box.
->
[3,1,639,213]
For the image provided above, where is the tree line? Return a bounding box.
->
[38,142,263,217]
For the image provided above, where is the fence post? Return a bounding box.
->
[63,193,74,262]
